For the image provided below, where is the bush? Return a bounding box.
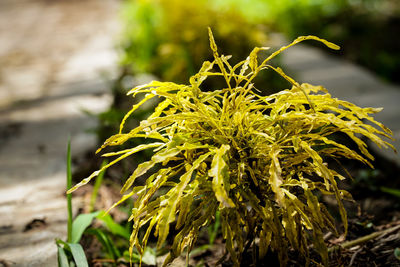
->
[70,30,394,266]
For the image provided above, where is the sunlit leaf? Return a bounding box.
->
[69,243,89,267]
[57,247,69,267]
[209,145,235,208]
[97,212,131,240]
[71,211,101,244]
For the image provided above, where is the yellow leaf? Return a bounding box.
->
[157,152,213,248]
[209,145,235,208]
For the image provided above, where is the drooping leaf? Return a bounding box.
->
[157,151,213,248]
[68,143,164,193]
[71,211,101,244]
[97,211,131,240]
[121,144,181,193]
[69,243,89,267]
[209,145,235,208]
[57,246,69,267]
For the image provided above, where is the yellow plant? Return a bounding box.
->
[70,29,394,266]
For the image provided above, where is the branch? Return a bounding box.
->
[328,224,400,252]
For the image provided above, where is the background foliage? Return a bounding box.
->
[119,0,269,83]
[264,0,400,83]
[96,0,288,166]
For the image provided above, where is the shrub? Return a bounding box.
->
[69,29,394,266]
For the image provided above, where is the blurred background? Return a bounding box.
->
[0,0,399,266]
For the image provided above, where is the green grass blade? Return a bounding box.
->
[71,211,101,243]
[69,243,89,267]
[67,138,73,243]
[57,246,70,267]
[89,160,108,212]
[97,211,130,240]
[380,186,400,198]
[189,244,211,258]
[208,211,220,245]
[85,228,121,260]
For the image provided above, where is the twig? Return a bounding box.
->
[349,247,362,266]
[215,250,229,266]
[329,224,400,252]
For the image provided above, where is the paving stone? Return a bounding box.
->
[0,0,121,265]
[0,0,120,108]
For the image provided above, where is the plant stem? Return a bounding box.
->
[89,160,107,212]
[328,224,400,252]
[67,138,73,243]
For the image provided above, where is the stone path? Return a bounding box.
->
[280,43,400,165]
[0,0,120,266]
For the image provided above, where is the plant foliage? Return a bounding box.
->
[264,0,400,83]
[120,0,268,83]
[69,29,394,266]
[99,0,285,153]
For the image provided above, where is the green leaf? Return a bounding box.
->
[57,246,69,267]
[189,244,212,257]
[394,247,400,261]
[71,211,101,243]
[89,160,107,213]
[381,187,400,198]
[69,243,88,267]
[85,228,120,259]
[208,211,220,245]
[209,145,235,208]
[56,238,70,250]
[97,211,131,240]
